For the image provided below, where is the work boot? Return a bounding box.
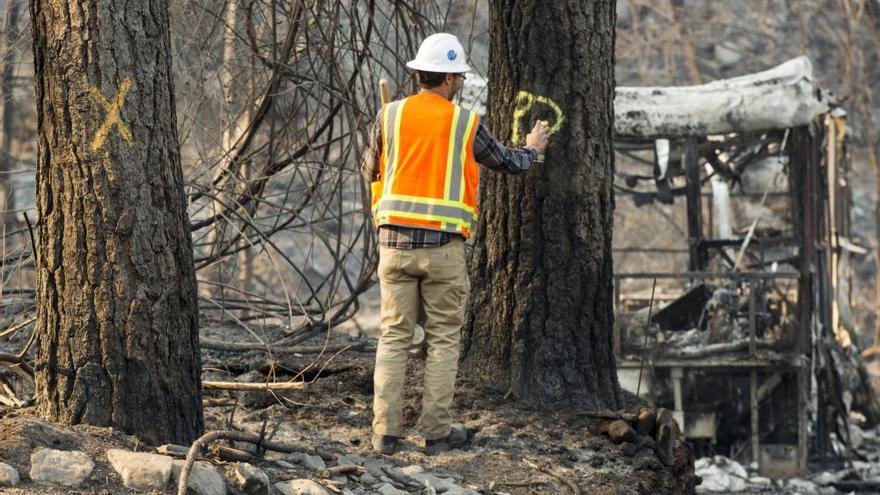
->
[371,434,401,455]
[424,424,469,455]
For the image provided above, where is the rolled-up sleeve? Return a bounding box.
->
[472,122,536,174]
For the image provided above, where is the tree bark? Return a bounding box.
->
[30,0,203,444]
[460,0,621,410]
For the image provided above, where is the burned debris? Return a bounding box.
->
[613,57,880,479]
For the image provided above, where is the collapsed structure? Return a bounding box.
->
[611,56,879,477]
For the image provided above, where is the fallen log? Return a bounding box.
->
[199,337,369,354]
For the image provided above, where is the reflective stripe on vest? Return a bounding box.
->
[375,98,478,235]
[381,99,407,198]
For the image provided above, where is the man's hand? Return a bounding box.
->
[525,120,550,154]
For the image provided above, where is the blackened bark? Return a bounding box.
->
[30,0,203,443]
[461,0,621,410]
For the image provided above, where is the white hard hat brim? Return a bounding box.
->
[406,59,472,73]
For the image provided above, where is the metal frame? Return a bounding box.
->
[611,121,838,475]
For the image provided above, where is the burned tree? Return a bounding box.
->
[461,0,621,409]
[30,0,202,443]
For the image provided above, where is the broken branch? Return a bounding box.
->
[202,381,306,391]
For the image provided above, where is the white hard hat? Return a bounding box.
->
[406,33,471,73]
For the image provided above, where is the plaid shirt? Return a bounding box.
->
[362,100,536,249]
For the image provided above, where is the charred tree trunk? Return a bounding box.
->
[30,0,203,444]
[460,0,621,410]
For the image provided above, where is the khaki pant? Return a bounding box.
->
[372,238,469,441]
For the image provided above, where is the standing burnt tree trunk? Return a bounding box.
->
[461,0,620,410]
[30,0,203,443]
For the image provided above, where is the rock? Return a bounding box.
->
[569,448,596,463]
[275,479,331,495]
[363,459,387,478]
[621,442,639,457]
[171,460,227,495]
[400,465,424,475]
[335,454,365,466]
[235,463,270,494]
[608,419,637,444]
[359,472,380,486]
[400,468,459,492]
[107,449,173,491]
[0,462,19,487]
[275,460,296,470]
[376,483,409,495]
[288,452,326,471]
[30,448,95,488]
[158,444,190,457]
[331,475,348,486]
[637,408,656,436]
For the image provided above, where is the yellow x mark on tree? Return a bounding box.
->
[89,78,133,152]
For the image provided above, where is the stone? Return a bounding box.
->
[275,460,296,470]
[569,448,597,463]
[171,460,227,495]
[0,462,19,487]
[107,449,173,491]
[376,483,409,495]
[235,463,270,495]
[637,408,656,436]
[335,453,365,466]
[158,444,190,457]
[287,452,326,471]
[363,459,387,478]
[401,468,459,492]
[400,465,424,475]
[275,478,331,495]
[359,472,379,486]
[608,419,637,444]
[30,448,94,488]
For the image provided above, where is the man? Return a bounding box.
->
[361,33,550,455]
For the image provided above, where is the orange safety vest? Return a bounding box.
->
[371,92,480,238]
